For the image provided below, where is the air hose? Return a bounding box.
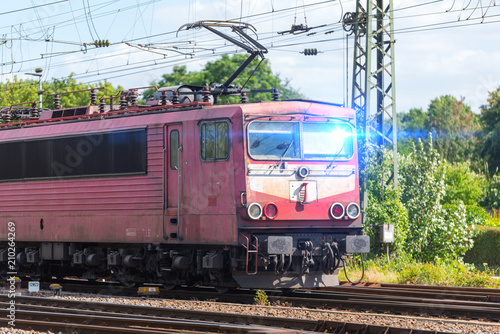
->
[343,253,365,284]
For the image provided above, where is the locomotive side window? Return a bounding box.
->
[170,130,179,169]
[2,141,24,180]
[247,120,354,161]
[200,120,229,161]
[0,128,147,181]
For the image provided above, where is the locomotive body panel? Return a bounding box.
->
[0,106,243,245]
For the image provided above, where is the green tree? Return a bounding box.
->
[0,74,121,112]
[480,87,500,176]
[424,95,480,164]
[400,137,474,262]
[398,108,426,155]
[42,75,120,110]
[443,162,486,206]
[144,54,304,102]
[0,76,45,109]
[481,175,500,211]
[443,161,488,227]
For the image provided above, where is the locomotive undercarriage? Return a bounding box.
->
[0,233,366,289]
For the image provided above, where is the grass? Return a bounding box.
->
[485,215,500,227]
[339,255,500,288]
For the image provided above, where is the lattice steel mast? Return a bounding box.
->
[343,0,397,220]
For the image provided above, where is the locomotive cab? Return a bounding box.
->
[233,101,369,288]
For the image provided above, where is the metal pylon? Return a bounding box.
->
[344,0,397,221]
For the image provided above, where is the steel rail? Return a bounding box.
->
[322,284,500,302]
[0,295,456,334]
[379,283,500,302]
[0,308,297,334]
[275,290,500,321]
[7,280,500,320]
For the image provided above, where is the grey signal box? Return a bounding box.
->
[380,224,394,243]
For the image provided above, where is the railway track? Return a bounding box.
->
[0,294,458,333]
[336,282,500,302]
[11,279,500,321]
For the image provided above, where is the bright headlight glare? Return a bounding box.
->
[247,203,263,220]
[346,203,360,219]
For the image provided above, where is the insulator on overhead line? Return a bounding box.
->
[272,88,280,101]
[94,39,110,47]
[240,92,248,103]
[302,48,318,56]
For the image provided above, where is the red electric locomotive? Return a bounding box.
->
[0,21,369,289]
[0,88,368,289]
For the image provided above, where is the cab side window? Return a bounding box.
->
[170,130,179,169]
[200,120,229,161]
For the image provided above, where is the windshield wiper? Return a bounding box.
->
[273,140,294,168]
[326,145,345,173]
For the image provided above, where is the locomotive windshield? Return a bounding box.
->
[247,121,354,160]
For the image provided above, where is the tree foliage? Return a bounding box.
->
[398,108,427,155]
[481,175,500,210]
[363,148,409,256]
[400,137,474,262]
[480,87,500,175]
[424,95,479,164]
[144,54,304,102]
[42,75,120,110]
[398,95,481,166]
[443,162,486,206]
[443,161,488,227]
[0,74,121,111]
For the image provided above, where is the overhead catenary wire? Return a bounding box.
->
[0,1,341,69]
[0,0,498,94]
[0,1,68,17]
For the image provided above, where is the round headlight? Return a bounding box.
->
[247,203,263,220]
[264,203,279,220]
[346,202,361,219]
[330,202,344,219]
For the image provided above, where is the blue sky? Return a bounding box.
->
[0,0,498,113]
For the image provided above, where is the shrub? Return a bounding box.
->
[443,162,488,227]
[443,161,486,206]
[481,175,500,210]
[363,148,409,256]
[400,137,474,262]
[464,226,500,266]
